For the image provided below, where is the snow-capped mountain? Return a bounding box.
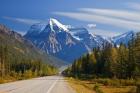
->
[24,18,89,62]
[26,18,68,35]
[24,18,136,63]
[69,27,108,49]
[49,18,68,32]
[112,31,135,46]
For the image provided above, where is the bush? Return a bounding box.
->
[23,70,33,79]
[120,79,136,86]
[93,79,137,87]
[94,79,120,86]
[93,83,104,93]
[94,79,108,84]
[94,83,99,90]
[0,78,5,84]
[136,82,140,93]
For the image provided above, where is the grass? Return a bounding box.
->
[66,77,96,93]
[0,74,35,84]
[66,77,137,93]
[0,76,17,84]
[100,86,136,93]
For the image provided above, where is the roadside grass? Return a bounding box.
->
[0,76,17,84]
[66,77,95,93]
[100,86,136,93]
[93,79,137,93]
[0,74,38,84]
[66,77,137,93]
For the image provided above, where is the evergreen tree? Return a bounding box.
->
[115,44,128,78]
[133,33,140,78]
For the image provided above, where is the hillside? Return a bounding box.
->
[0,24,66,67]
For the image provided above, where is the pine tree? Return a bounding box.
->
[89,53,97,74]
[108,48,118,78]
[128,33,136,78]
[133,33,140,78]
[117,44,128,79]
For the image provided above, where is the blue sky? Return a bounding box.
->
[0,0,140,37]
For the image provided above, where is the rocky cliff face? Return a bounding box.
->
[24,18,89,62]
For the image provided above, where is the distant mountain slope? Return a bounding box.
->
[24,18,136,63]
[112,31,135,46]
[69,27,109,49]
[0,24,66,67]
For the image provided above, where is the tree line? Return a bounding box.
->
[63,33,140,79]
[0,44,58,80]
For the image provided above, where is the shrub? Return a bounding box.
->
[94,83,99,90]
[93,79,109,85]
[0,78,5,84]
[93,83,104,93]
[120,79,136,86]
[94,79,120,86]
[136,83,140,93]
[93,79,137,87]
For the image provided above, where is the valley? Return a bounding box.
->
[0,0,140,91]
[0,19,140,93]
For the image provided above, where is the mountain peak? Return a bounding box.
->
[48,18,68,31]
[112,31,136,45]
[113,31,135,40]
[26,18,69,35]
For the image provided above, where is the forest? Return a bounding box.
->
[63,33,140,79]
[63,32,140,93]
[0,44,58,83]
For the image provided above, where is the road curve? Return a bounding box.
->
[0,76,76,93]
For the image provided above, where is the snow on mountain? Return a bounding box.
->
[112,31,135,46]
[24,18,89,62]
[26,18,68,35]
[49,18,68,32]
[27,23,47,34]
[69,27,87,41]
[69,27,109,49]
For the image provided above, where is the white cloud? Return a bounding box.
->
[88,28,121,37]
[126,2,140,10]
[79,8,140,22]
[53,11,140,31]
[3,16,41,25]
[87,24,96,28]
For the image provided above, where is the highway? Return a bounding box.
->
[0,76,76,93]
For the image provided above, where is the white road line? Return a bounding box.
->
[46,77,59,93]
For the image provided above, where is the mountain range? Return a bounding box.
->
[24,18,135,63]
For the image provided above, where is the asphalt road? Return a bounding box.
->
[0,76,76,93]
